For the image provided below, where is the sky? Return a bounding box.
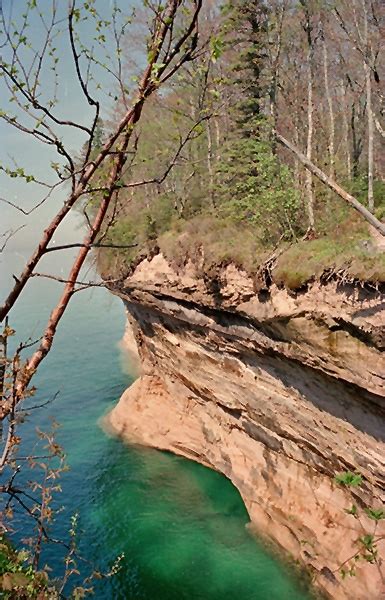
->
[0,0,138,257]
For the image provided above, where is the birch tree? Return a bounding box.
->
[300,0,316,232]
[321,21,336,181]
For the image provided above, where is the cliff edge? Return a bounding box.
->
[108,253,385,600]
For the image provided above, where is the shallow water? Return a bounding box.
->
[0,252,312,599]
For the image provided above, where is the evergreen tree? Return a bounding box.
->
[215,1,302,243]
[225,0,270,136]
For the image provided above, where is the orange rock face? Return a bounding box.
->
[108,254,385,600]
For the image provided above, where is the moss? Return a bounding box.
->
[347,251,385,282]
[375,205,385,221]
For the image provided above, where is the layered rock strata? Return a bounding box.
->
[108,254,385,600]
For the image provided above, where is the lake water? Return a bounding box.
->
[0,251,312,599]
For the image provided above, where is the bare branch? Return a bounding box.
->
[43,242,138,253]
[0,225,26,252]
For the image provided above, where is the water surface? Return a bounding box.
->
[0,252,312,599]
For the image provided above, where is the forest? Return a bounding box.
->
[93,0,385,290]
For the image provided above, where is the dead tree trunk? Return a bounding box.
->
[277,132,385,236]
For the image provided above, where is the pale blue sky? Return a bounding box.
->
[0,0,139,255]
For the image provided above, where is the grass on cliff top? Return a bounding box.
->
[99,196,385,291]
[158,217,268,273]
[273,213,385,289]
[160,210,385,289]
[273,236,385,289]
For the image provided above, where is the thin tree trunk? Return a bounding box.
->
[0,0,203,414]
[269,1,286,154]
[323,36,335,180]
[363,0,374,212]
[344,114,352,181]
[374,112,385,139]
[294,122,301,191]
[294,77,301,192]
[365,61,374,212]
[0,99,143,324]
[305,45,315,229]
[0,0,197,325]
[206,121,215,210]
[351,102,362,178]
[301,0,315,231]
[19,136,130,393]
[0,319,7,408]
[340,82,352,180]
[276,132,385,236]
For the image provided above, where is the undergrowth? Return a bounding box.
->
[0,537,54,599]
[97,175,385,291]
[273,212,385,289]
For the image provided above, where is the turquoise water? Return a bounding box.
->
[0,252,312,599]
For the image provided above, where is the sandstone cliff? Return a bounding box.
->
[107,253,385,600]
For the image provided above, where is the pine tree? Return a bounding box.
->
[215,1,302,243]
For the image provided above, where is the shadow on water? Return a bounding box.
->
[0,253,313,600]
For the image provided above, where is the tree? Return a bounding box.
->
[276,132,385,236]
[299,0,316,232]
[0,0,204,586]
[0,0,203,403]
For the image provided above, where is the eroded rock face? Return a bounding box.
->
[108,254,385,600]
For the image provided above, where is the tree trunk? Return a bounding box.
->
[301,0,315,231]
[0,320,7,407]
[374,113,385,139]
[206,121,215,210]
[293,76,301,192]
[363,0,374,212]
[351,103,362,178]
[323,36,335,180]
[269,1,286,154]
[276,132,385,237]
[365,61,374,212]
[17,135,130,396]
[340,82,352,180]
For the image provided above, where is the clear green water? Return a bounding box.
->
[1,253,312,599]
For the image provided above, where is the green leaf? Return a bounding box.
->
[364,508,385,521]
[334,472,363,488]
[344,504,358,517]
[359,534,374,550]
[210,35,224,62]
